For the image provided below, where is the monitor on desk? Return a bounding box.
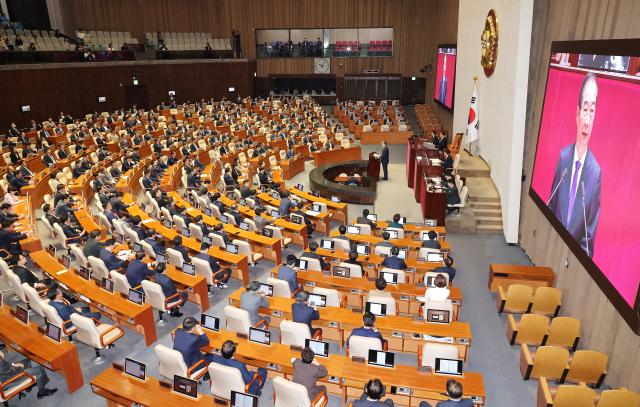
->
[182,262,195,276]
[162,219,172,229]
[202,235,213,245]
[312,203,322,213]
[398,217,407,225]
[61,255,71,269]
[385,229,399,239]
[45,322,61,342]
[127,288,145,305]
[367,349,395,368]
[173,375,198,399]
[397,248,408,259]
[258,283,273,296]
[426,309,450,324]
[226,243,239,255]
[427,252,445,263]
[231,391,259,407]
[320,239,334,250]
[308,293,326,307]
[380,270,399,284]
[356,244,369,256]
[367,214,377,222]
[220,214,229,224]
[290,214,303,225]
[239,222,250,231]
[271,191,280,200]
[333,266,350,278]
[101,277,114,293]
[181,227,190,237]
[200,313,220,331]
[269,209,280,219]
[77,266,91,280]
[249,327,271,345]
[305,339,329,357]
[424,219,437,227]
[435,358,463,376]
[15,305,29,324]
[311,191,320,197]
[239,199,247,206]
[296,184,304,191]
[156,252,166,264]
[346,225,360,235]
[124,358,147,381]
[262,228,273,238]
[133,242,142,253]
[115,233,125,244]
[365,301,387,317]
[297,258,308,270]
[226,192,235,201]
[331,196,341,203]
[204,208,212,217]
[47,244,56,258]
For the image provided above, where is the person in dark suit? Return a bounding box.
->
[240,281,270,325]
[0,224,27,258]
[381,246,407,270]
[172,236,190,263]
[421,231,442,249]
[99,240,125,271]
[419,379,473,407]
[379,141,389,180]
[292,347,328,400]
[42,152,56,167]
[432,256,456,282]
[292,291,321,337]
[0,203,20,226]
[346,312,387,349]
[153,263,187,317]
[211,340,267,395]
[442,149,453,172]
[47,286,101,322]
[354,378,394,406]
[6,169,28,189]
[83,230,103,258]
[445,180,460,208]
[195,243,231,288]
[304,242,327,270]
[356,209,376,230]
[59,215,85,244]
[126,251,154,288]
[438,131,449,151]
[173,317,216,367]
[278,255,299,292]
[334,225,352,246]
[438,55,448,105]
[547,72,601,258]
[0,350,57,399]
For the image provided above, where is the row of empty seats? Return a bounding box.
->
[76,30,139,50]
[1,28,74,51]
[146,32,232,51]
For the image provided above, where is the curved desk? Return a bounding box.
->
[309,160,377,204]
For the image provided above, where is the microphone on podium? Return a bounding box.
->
[580,181,589,257]
[547,168,568,206]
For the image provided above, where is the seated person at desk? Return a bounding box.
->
[99,239,126,271]
[442,149,453,172]
[347,312,387,350]
[172,236,190,263]
[154,263,187,317]
[83,230,103,258]
[0,203,20,226]
[432,256,456,282]
[304,242,327,270]
[55,194,77,220]
[228,204,243,225]
[388,213,403,229]
[378,232,395,249]
[47,286,102,322]
[126,251,154,288]
[293,203,315,238]
[334,225,352,246]
[144,234,166,256]
[278,191,295,217]
[195,242,231,289]
[0,223,27,260]
[346,250,364,275]
[212,223,232,245]
[292,347,328,400]
[42,204,59,227]
[240,280,270,325]
[381,246,407,270]
[6,168,29,189]
[354,378,394,406]
[59,215,86,244]
[368,278,393,300]
[417,274,450,302]
[239,180,254,198]
[422,231,441,249]
[12,254,50,290]
[173,317,216,367]
[356,209,376,230]
[419,379,473,407]
[445,180,461,211]
[252,207,269,231]
[212,340,267,396]
[292,291,321,337]
[0,350,57,400]
[278,254,299,292]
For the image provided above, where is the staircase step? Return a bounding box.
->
[469,202,501,210]
[470,196,501,203]
[472,209,502,218]
[477,224,504,234]
[457,168,491,178]
[476,216,503,226]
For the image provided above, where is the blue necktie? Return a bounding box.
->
[567,160,581,224]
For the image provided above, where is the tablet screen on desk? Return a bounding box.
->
[398,217,406,225]
[365,301,387,317]
[356,244,369,255]
[427,309,450,324]
[226,243,239,255]
[124,358,146,381]
[426,252,444,263]
[115,233,125,244]
[45,322,61,342]
[202,235,213,245]
[435,358,463,375]
[346,225,360,234]
[312,204,322,213]
[15,305,29,324]
[231,391,258,407]
[173,375,198,398]
[380,271,398,284]
[133,242,142,253]
[331,196,341,203]
[249,327,271,345]
[219,214,229,224]
[333,266,350,278]
[320,239,334,250]
[204,208,212,217]
[77,266,91,280]
[290,214,303,225]
[262,228,273,238]
[181,227,190,237]
[305,339,329,357]
[156,253,166,264]
[258,283,273,296]
[308,293,326,307]
[200,313,220,331]
[367,349,395,368]
[367,214,377,222]
[239,222,250,231]
[297,259,308,270]
[61,255,71,269]
[385,229,398,239]
[182,263,195,276]
[162,219,172,229]
[296,184,304,191]
[101,278,114,293]
[397,248,408,259]
[128,289,144,305]
[47,244,56,257]
[271,191,280,200]
[270,210,280,219]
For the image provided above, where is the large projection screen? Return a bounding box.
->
[529,39,640,334]
[433,44,457,111]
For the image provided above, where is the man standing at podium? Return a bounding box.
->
[380,141,389,180]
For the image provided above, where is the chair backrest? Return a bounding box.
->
[516,313,549,345]
[420,343,459,368]
[124,225,140,243]
[423,299,453,321]
[70,313,101,347]
[6,270,28,303]
[552,385,596,407]
[139,240,157,259]
[41,302,66,330]
[273,376,312,407]
[355,223,371,235]
[530,287,562,316]
[266,277,292,298]
[299,256,322,272]
[141,280,172,311]
[97,213,113,234]
[191,256,213,284]
[418,247,441,260]
[22,283,47,318]
[332,238,350,252]
[208,362,246,400]
[189,223,203,241]
[348,335,382,358]
[88,256,110,280]
[546,317,580,349]
[210,233,226,248]
[565,350,608,385]
[110,269,131,294]
[504,284,534,313]
[52,223,68,248]
[367,294,397,315]
[530,346,570,380]
[224,305,252,335]
[312,287,340,307]
[374,245,392,257]
[154,344,188,379]
[338,262,363,278]
[224,212,237,225]
[172,215,187,232]
[280,320,311,347]
[598,389,640,407]
[165,248,185,269]
[379,266,406,282]
[386,227,404,238]
[70,244,89,268]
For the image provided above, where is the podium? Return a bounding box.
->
[368,152,381,180]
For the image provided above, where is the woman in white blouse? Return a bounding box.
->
[417,273,450,302]
[3,185,22,208]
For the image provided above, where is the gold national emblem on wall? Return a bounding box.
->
[480,9,498,77]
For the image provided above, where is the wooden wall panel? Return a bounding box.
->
[520,0,640,392]
[0,60,255,128]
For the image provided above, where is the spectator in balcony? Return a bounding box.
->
[205,42,212,51]
[28,42,36,51]
[107,43,114,51]
[0,37,8,51]
[14,36,23,50]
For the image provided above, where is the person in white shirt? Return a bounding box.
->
[417,273,450,302]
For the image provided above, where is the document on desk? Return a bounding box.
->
[423,334,454,343]
[56,269,68,275]
[141,218,154,224]
[305,210,320,217]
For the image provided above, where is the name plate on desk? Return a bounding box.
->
[271,310,283,317]
[397,387,412,396]
[328,321,338,328]
[417,365,432,373]
[399,295,410,301]
[267,363,279,371]
[328,376,340,384]
[351,356,365,364]
[236,333,248,339]
[392,331,403,338]
[289,345,303,351]
[452,300,460,305]
[350,289,362,294]
[457,338,470,345]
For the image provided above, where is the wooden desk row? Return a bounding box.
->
[313,146,362,167]
[330,229,451,253]
[289,186,349,224]
[256,191,332,236]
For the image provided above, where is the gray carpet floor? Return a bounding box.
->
[2,142,537,406]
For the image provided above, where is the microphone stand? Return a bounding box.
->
[547,168,567,206]
[581,182,589,257]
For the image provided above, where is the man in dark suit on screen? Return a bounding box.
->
[438,55,448,105]
[547,72,601,258]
